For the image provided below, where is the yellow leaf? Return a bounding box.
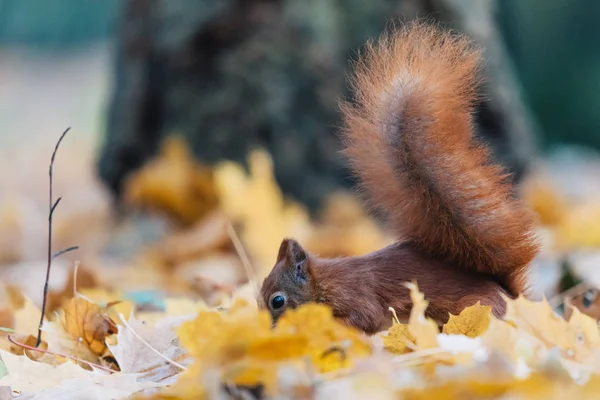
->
[52,296,119,364]
[213,149,312,276]
[174,301,372,397]
[555,201,600,250]
[275,303,372,373]
[382,308,415,354]
[480,317,520,363]
[382,320,415,354]
[442,301,491,338]
[77,288,134,321]
[502,295,600,365]
[405,282,439,350]
[123,135,219,226]
[304,192,393,258]
[521,176,566,227]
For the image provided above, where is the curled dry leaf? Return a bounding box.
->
[42,296,119,370]
[60,296,118,356]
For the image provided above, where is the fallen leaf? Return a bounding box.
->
[382,319,415,355]
[442,301,492,338]
[123,135,219,227]
[555,202,600,251]
[42,296,119,370]
[405,283,439,350]
[108,314,190,384]
[0,350,89,393]
[522,176,567,227]
[27,370,156,400]
[60,296,118,356]
[12,293,42,340]
[76,288,134,322]
[213,150,313,276]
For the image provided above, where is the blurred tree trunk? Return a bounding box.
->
[98,0,539,213]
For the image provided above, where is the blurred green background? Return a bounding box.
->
[1,0,598,150]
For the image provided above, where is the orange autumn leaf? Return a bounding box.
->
[123,135,219,226]
[59,296,118,356]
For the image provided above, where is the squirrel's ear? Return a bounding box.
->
[276,238,309,284]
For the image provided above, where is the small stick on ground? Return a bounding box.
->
[36,127,80,347]
[8,334,117,373]
[226,222,260,296]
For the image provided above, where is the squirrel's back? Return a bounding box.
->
[339,21,540,295]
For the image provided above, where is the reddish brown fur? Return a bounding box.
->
[259,21,541,334]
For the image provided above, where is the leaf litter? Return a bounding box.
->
[0,136,600,398]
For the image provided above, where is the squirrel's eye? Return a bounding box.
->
[271,295,286,310]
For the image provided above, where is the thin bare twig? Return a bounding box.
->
[52,246,79,261]
[226,222,259,296]
[72,260,81,296]
[8,334,117,373]
[36,127,80,347]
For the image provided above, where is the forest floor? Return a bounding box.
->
[1,45,600,399]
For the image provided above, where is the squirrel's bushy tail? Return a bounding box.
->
[339,21,540,295]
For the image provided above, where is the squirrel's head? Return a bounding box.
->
[259,238,317,324]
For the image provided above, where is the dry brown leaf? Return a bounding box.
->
[60,296,119,356]
[41,296,119,370]
[8,334,49,362]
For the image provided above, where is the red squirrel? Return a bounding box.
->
[258,21,540,335]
